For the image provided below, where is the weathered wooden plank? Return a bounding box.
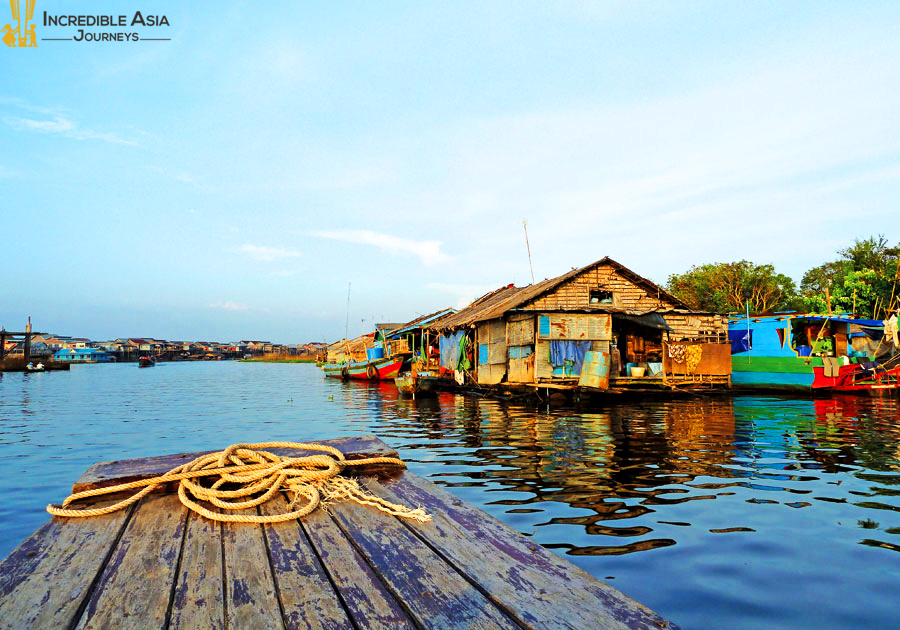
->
[222,508,282,629]
[74,435,398,494]
[0,500,133,630]
[365,473,678,630]
[169,511,225,630]
[301,505,416,630]
[258,494,353,630]
[327,496,519,629]
[76,493,187,630]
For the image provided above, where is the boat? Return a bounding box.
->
[394,370,439,396]
[138,356,156,368]
[322,330,409,381]
[728,312,900,393]
[323,354,404,381]
[24,362,45,373]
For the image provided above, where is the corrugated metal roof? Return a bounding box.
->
[426,257,691,330]
[386,307,457,338]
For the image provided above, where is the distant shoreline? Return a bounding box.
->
[238,357,318,364]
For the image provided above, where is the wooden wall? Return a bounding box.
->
[476,320,507,385]
[526,264,672,311]
[535,314,612,381]
[506,313,535,384]
[662,313,728,342]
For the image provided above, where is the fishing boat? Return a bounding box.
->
[323,354,404,381]
[728,312,900,393]
[322,329,410,381]
[394,370,439,396]
[138,356,156,368]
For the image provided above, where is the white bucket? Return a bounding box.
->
[630,366,646,377]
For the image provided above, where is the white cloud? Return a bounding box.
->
[209,301,249,312]
[4,114,137,146]
[236,244,302,262]
[313,230,450,266]
[427,282,503,310]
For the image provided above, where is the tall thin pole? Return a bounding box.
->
[522,220,535,285]
[345,282,351,341]
[746,301,751,364]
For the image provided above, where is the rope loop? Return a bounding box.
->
[47,442,430,524]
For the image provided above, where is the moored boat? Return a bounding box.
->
[395,370,439,396]
[728,312,900,393]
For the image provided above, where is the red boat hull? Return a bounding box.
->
[322,356,403,381]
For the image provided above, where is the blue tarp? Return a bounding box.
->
[549,340,591,376]
[729,329,751,354]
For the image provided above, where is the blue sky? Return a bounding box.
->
[2,1,899,342]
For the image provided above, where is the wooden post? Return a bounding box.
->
[23,317,32,365]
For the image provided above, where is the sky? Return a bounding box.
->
[2,1,899,343]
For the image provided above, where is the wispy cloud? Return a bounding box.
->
[147,166,196,185]
[236,244,302,262]
[313,230,450,266]
[270,270,296,277]
[427,282,503,309]
[4,114,137,146]
[209,300,249,312]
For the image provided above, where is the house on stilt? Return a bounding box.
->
[425,257,731,392]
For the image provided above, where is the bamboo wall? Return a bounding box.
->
[526,264,669,311]
[662,313,728,342]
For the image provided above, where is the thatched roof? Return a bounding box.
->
[427,257,690,330]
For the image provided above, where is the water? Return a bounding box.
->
[1,362,899,629]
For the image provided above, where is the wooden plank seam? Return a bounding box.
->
[321,504,436,630]
[362,478,532,630]
[66,502,139,630]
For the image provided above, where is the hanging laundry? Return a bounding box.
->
[884,314,899,347]
[685,345,703,373]
[668,344,686,364]
[549,340,592,375]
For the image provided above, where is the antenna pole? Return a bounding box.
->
[522,220,535,285]
[345,282,351,340]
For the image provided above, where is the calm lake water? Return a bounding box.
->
[1,362,898,629]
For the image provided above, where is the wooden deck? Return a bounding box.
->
[0,436,677,629]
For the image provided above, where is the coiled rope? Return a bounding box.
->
[47,441,430,524]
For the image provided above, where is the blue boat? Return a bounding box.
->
[728,312,899,393]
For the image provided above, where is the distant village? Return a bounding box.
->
[2,332,328,363]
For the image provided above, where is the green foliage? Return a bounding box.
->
[667,260,798,313]
[799,235,900,317]
[666,235,899,317]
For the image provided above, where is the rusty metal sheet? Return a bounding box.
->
[663,342,732,376]
[537,315,611,340]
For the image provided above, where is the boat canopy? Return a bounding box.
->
[796,315,884,327]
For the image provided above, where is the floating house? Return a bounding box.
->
[53,348,115,363]
[426,257,731,391]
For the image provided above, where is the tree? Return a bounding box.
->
[799,235,900,317]
[667,260,798,313]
